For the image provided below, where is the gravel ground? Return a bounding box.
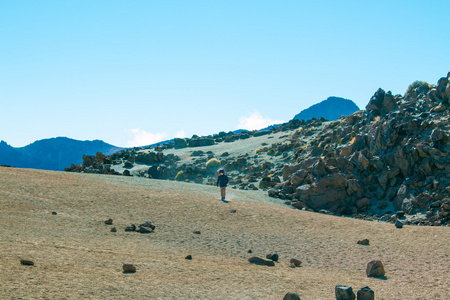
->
[1,167,449,299]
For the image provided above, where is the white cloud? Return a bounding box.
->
[237,110,284,131]
[127,128,167,147]
[174,129,186,138]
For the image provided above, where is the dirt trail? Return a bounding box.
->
[1,167,449,299]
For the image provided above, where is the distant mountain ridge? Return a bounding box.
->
[293,96,360,121]
[0,137,123,171]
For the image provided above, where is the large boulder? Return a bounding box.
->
[366,260,385,277]
[173,138,187,149]
[356,286,374,300]
[296,174,348,210]
[335,285,355,300]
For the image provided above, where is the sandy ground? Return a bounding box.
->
[1,167,449,299]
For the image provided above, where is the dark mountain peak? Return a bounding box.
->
[0,137,123,171]
[293,96,360,121]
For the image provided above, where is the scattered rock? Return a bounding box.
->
[366,260,385,277]
[357,239,370,245]
[122,263,136,273]
[193,230,201,234]
[395,220,404,229]
[283,292,301,300]
[230,209,237,213]
[266,253,279,262]
[20,259,34,266]
[335,285,355,300]
[248,256,275,266]
[248,249,252,253]
[51,211,57,215]
[185,255,192,260]
[104,218,113,225]
[111,227,117,232]
[125,224,136,232]
[356,286,375,300]
[289,258,302,267]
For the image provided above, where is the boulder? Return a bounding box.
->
[20,259,34,266]
[357,239,370,245]
[266,253,279,262]
[104,218,113,225]
[356,286,375,300]
[296,174,348,210]
[125,224,136,232]
[283,292,301,300]
[366,260,385,277]
[185,255,192,260]
[290,258,302,266]
[248,256,275,266]
[395,220,404,229]
[174,138,187,149]
[122,263,136,273]
[335,285,355,300]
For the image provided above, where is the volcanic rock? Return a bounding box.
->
[357,239,370,245]
[248,256,275,266]
[366,260,385,277]
[335,285,355,300]
[283,292,301,300]
[356,286,375,300]
[289,258,302,266]
[122,263,136,273]
[20,259,34,266]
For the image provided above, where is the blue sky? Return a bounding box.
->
[1,1,449,147]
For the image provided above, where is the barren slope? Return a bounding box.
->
[1,167,449,299]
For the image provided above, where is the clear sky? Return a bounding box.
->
[1,0,449,148]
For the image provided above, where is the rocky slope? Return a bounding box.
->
[66,72,450,226]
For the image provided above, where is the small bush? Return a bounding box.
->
[405,80,431,96]
[175,171,186,181]
[205,158,221,168]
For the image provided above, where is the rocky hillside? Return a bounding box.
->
[0,137,123,171]
[66,72,450,226]
[293,96,360,121]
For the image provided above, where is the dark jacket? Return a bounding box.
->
[216,174,229,187]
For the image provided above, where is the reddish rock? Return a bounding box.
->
[366,260,385,277]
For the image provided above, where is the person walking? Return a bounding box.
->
[216,169,229,201]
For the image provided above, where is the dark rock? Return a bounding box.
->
[290,258,302,266]
[125,224,136,232]
[230,209,237,213]
[111,227,117,232]
[20,259,34,266]
[283,292,301,300]
[122,263,136,272]
[335,285,355,300]
[366,260,385,277]
[248,256,275,266]
[395,220,404,228]
[357,239,370,245]
[51,211,57,215]
[193,230,201,234]
[266,253,279,262]
[174,138,187,149]
[123,169,131,176]
[185,255,192,260]
[104,218,113,225]
[356,286,375,300]
[248,250,252,253]
[396,211,405,218]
